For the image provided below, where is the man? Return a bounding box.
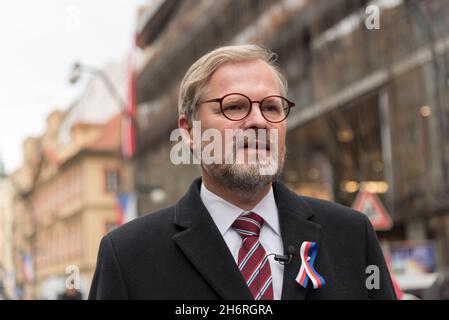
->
[89,45,396,300]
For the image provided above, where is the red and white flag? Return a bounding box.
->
[122,33,138,159]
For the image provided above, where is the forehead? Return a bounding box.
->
[204,59,281,98]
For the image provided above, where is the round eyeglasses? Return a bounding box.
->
[197,93,296,123]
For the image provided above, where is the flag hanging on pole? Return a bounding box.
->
[115,192,138,226]
[122,32,138,159]
[20,252,34,284]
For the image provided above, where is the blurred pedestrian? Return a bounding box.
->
[57,287,82,300]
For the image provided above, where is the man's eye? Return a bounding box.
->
[262,105,280,113]
[223,104,244,111]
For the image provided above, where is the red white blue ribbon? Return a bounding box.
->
[295,241,326,289]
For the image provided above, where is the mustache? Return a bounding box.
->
[242,140,269,150]
[230,132,274,150]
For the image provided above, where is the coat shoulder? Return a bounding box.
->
[301,196,364,222]
[106,205,177,252]
[274,181,366,226]
[298,195,369,238]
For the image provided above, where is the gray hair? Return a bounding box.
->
[178,44,288,120]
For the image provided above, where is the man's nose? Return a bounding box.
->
[243,102,268,129]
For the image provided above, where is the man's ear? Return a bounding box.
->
[178,115,194,151]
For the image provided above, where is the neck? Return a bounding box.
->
[201,173,272,211]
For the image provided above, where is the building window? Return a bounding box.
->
[105,169,120,193]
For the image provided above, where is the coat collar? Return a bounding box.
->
[173,177,322,300]
[173,178,253,299]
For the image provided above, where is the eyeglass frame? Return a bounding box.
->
[196,92,296,123]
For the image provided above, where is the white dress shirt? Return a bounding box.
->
[200,182,284,300]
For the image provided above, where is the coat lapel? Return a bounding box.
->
[273,181,323,300]
[172,178,253,300]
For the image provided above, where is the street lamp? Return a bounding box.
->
[68,61,137,217]
[68,63,82,85]
[68,61,136,159]
[68,62,129,117]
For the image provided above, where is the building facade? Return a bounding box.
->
[12,112,132,299]
[0,160,16,299]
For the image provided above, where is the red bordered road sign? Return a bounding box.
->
[352,191,393,231]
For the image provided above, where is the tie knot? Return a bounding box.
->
[232,212,264,238]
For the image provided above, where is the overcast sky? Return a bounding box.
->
[0,0,147,173]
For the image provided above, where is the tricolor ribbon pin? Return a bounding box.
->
[295,241,326,289]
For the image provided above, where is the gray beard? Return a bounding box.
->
[202,153,285,195]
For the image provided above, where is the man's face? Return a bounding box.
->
[191,59,287,192]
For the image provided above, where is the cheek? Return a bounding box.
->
[279,129,286,148]
[197,111,226,131]
[271,127,286,158]
[199,121,230,150]
[269,126,286,144]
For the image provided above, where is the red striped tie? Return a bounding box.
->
[232,212,274,300]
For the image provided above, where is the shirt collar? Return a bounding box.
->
[200,182,280,236]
